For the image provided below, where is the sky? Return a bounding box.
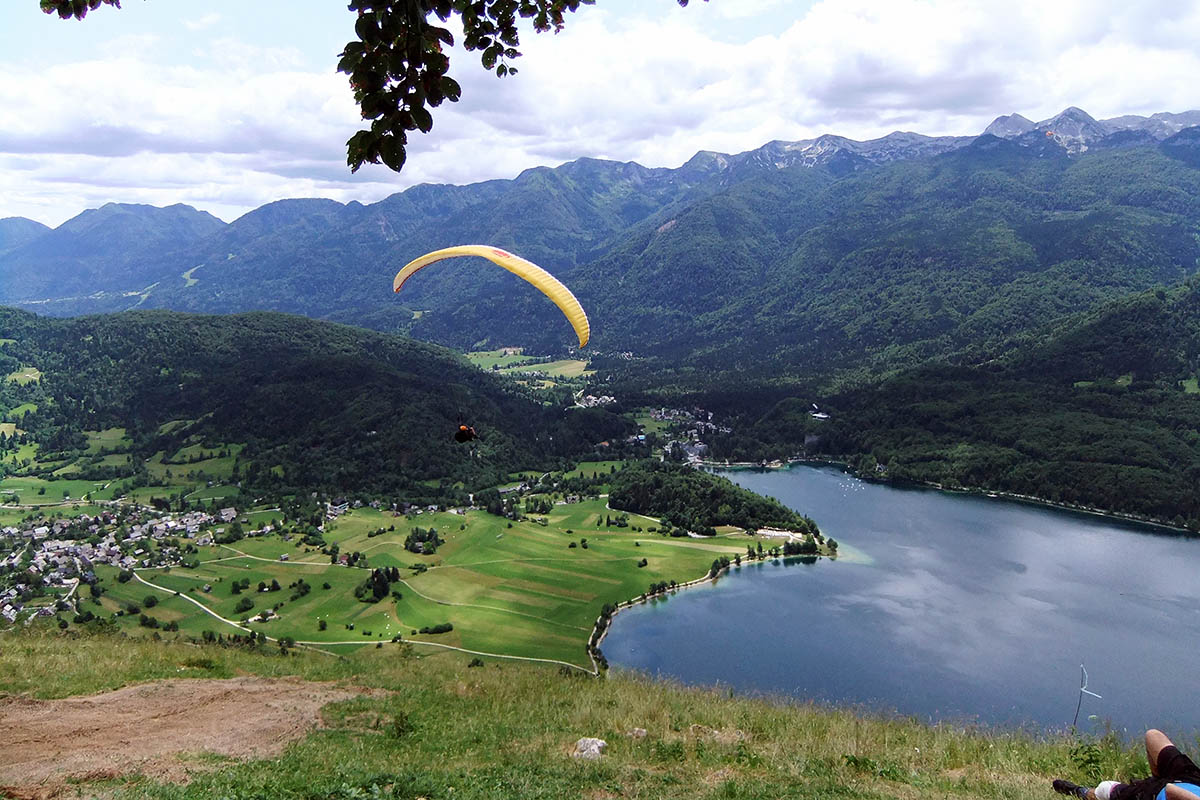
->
[3,0,1200,227]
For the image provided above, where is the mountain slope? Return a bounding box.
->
[0,308,631,495]
[0,217,50,256]
[702,281,1200,527]
[0,203,225,304]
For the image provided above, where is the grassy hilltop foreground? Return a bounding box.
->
[0,629,1151,800]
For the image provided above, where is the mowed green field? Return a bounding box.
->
[7,402,37,418]
[5,366,41,384]
[110,499,764,668]
[2,422,245,514]
[0,475,116,504]
[84,427,129,452]
[464,349,530,369]
[562,460,626,480]
[502,358,592,378]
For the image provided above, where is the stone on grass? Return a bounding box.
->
[572,737,607,760]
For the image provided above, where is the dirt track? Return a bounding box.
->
[0,677,360,798]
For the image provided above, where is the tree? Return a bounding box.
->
[41,0,703,172]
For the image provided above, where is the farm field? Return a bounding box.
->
[502,358,592,378]
[0,421,253,527]
[97,499,775,668]
[632,407,672,436]
[84,428,129,453]
[0,475,116,505]
[464,348,531,370]
[7,402,37,418]
[562,460,626,480]
[5,366,41,385]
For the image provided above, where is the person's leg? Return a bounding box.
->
[1147,729,1175,776]
[1164,785,1200,800]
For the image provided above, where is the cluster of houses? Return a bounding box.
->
[0,506,239,625]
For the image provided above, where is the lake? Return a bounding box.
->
[601,464,1200,736]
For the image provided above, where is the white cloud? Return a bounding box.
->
[3,0,1200,226]
[184,13,222,31]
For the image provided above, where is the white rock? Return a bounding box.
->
[572,737,607,760]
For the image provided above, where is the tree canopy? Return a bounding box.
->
[40,0,703,172]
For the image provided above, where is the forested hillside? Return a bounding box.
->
[0,309,630,498]
[690,282,1200,528]
[608,460,821,537]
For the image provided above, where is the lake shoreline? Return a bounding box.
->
[589,546,832,670]
[700,457,1194,536]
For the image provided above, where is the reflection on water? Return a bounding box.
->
[602,465,1200,736]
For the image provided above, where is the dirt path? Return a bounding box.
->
[0,677,359,798]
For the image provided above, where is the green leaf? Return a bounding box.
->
[411,106,433,134]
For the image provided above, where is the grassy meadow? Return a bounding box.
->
[0,424,245,510]
[98,499,770,668]
[0,628,1154,800]
[4,365,41,384]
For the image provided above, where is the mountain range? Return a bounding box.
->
[3,106,1200,380]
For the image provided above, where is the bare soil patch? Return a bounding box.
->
[0,677,360,798]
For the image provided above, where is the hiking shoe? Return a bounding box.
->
[1053,779,1091,798]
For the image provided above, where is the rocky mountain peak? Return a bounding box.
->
[983,113,1034,138]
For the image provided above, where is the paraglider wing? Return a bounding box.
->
[393,245,590,347]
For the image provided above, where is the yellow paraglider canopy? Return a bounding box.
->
[393,245,590,348]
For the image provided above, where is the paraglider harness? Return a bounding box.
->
[454,413,479,444]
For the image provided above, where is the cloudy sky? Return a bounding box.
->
[3,0,1200,227]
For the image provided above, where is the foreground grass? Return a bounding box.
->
[0,629,1155,799]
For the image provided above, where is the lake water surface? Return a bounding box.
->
[602,465,1200,736]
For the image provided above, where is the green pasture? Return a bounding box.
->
[168,442,243,462]
[9,442,37,463]
[464,348,530,369]
[0,504,108,526]
[89,502,770,666]
[632,408,672,435]
[185,484,244,501]
[84,427,129,453]
[502,358,592,378]
[243,509,283,527]
[0,507,38,526]
[7,402,37,418]
[561,460,627,480]
[5,366,41,384]
[146,446,240,483]
[157,419,194,435]
[0,475,114,504]
[1183,377,1199,394]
